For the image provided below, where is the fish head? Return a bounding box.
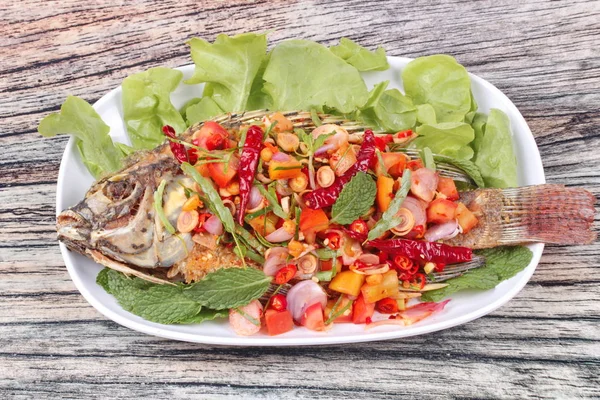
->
[57,153,193,268]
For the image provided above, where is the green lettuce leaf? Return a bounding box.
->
[402,55,472,123]
[122,67,187,149]
[330,38,389,71]
[416,104,437,125]
[185,97,224,125]
[263,40,369,113]
[246,51,273,110]
[186,33,268,112]
[421,246,533,302]
[38,96,124,178]
[473,109,518,188]
[470,112,488,156]
[413,122,475,160]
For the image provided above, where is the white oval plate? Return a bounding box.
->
[56,56,545,346]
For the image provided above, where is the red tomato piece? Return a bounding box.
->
[207,155,239,188]
[352,293,375,324]
[426,198,458,224]
[264,309,294,336]
[301,302,325,331]
[437,177,459,201]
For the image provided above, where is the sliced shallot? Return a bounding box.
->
[265,226,294,243]
[424,219,461,242]
[410,168,439,203]
[203,214,224,236]
[286,280,328,322]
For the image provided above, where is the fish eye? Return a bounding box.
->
[103,179,135,202]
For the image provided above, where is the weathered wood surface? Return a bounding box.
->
[1,0,599,398]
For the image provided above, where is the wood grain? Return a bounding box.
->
[1,0,599,398]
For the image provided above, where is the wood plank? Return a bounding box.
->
[1,0,599,398]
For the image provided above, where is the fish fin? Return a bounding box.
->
[497,185,596,246]
[87,250,176,286]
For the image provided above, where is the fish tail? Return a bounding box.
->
[496,184,596,246]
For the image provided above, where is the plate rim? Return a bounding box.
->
[56,55,545,346]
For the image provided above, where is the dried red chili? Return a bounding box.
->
[376,298,399,314]
[163,125,191,164]
[236,125,264,225]
[367,238,473,264]
[274,264,297,285]
[304,130,377,209]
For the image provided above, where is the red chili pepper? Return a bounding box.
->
[435,263,446,273]
[365,316,372,325]
[349,219,368,237]
[236,125,264,225]
[163,125,190,164]
[414,273,427,290]
[304,130,377,209]
[376,298,399,314]
[393,255,414,271]
[325,232,342,250]
[274,264,297,285]
[374,135,394,152]
[269,294,287,311]
[367,238,473,264]
[193,212,212,233]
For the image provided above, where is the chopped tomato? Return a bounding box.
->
[396,129,413,140]
[437,177,459,201]
[301,302,326,331]
[205,132,228,150]
[192,121,230,149]
[352,293,375,324]
[324,296,353,323]
[426,198,458,224]
[320,257,343,273]
[208,155,239,188]
[264,309,294,336]
[455,202,478,233]
[299,208,329,235]
[376,152,407,176]
[269,112,294,132]
[406,159,424,171]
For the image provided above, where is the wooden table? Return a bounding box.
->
[2,0,599,398]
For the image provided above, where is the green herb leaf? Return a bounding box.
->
[310,109,322,127]
[122,67,187,149]
[176,308,229,324]
[433,155,485,188]
[422,147,436,171]
[421,246,533,302]
[38,96,124,179]
[183,268,271,310]
[330,172,376,225]
[154,180,175,235]
[182,163,235,233]
[255,183,288,219]
[96,269,202,324]
[325,298,354,325]
[367,170,411,240]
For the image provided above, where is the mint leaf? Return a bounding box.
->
[131,285,203,324]
[331,172,376,225]
[178,308,229,324]
[183,268,271,310]
[421,246,533,302]
[367,170,411,240]
[433,155,485,188]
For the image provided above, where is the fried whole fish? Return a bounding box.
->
[56,110,597,284]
